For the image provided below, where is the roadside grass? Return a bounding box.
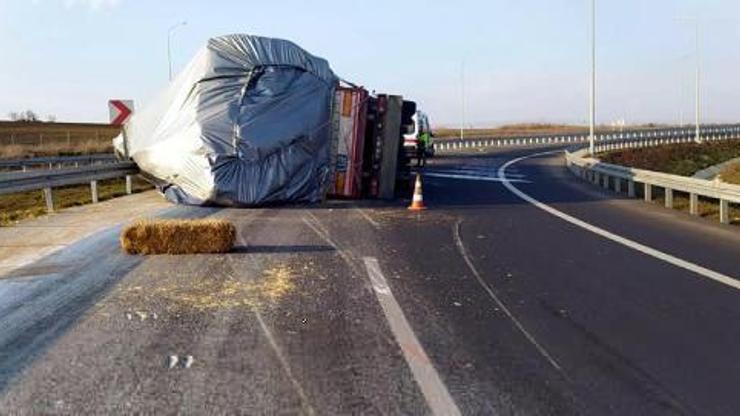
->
[671,193,740,225]
[720,162,740,185]
[0,176,153,226]
[600,140,740,176]
[120,219,236,255]
[633,186,740,226]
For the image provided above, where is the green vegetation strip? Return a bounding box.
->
[0,176,153,226]
[600,140,740,177]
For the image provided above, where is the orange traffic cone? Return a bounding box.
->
[408,172,427,211]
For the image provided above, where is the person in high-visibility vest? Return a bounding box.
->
[417,131,431,167]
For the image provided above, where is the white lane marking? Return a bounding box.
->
[254,308,316,416]
[453,221,563,371]
[363,257,462,416]
[355,208,380,228]
[301,215,357,269]
[425,171,530,184]
[431,167,526,178]
[499,151,740,291]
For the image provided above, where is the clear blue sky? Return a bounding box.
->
[1,0,739,127]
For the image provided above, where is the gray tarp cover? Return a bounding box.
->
[113,34,338,206]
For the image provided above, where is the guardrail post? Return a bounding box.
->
[91,180,99,203]
[602,175,609,190]
[664,188,673,209]
[125,175,133,194]
[644,183,652,202]
[689,193,699,215]
[719,200,730,224]
[615,178,622,193]
[43,187,54,213]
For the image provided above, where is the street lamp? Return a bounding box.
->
[588,0,596,155]
[460,60,466,141]
[167,21,187,81]
[676,17,702,143]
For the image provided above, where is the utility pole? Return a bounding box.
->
[168,21,187,81]
[693,20,701,143]
[589,0,596,155]
[460,60,466,141]
[676,17,703,143]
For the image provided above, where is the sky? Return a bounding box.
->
[1,0,739,127]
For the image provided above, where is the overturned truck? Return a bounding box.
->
[115,34,414,206]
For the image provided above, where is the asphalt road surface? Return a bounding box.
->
[1,146,739,415]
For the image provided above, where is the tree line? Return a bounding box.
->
[7,110,57,123]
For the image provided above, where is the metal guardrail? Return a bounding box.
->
[435,124,740,152]
[0,161,140,212]
[0,153,117,171]
[565,147,740,224]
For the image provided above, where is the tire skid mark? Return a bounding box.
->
[453,219,563,372]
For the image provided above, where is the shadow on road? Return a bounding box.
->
[0,206,221,394]
[231,244,335,254]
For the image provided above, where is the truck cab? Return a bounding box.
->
[403,111,434,158]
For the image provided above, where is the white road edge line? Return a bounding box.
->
[362,257,462,416]
[499,150,740,291]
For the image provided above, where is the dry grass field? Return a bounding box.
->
[720,162,740,185]
[0,121,119,158]
[434,123,589,138]
[0,121,150,226]
[120,219,236,255]
[433,123,668,139]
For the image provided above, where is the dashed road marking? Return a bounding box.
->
[499,151,740,291]
[363,257,462,416]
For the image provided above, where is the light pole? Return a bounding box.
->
[588,0,596,155]
[693,21,701,143]
[168,21,187,81]
[676,17,702,143]
[460,60,466,140]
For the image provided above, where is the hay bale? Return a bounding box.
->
[121,219,236,255]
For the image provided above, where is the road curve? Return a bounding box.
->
[0,146,738,415]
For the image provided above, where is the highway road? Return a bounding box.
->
[1,146,739,415]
